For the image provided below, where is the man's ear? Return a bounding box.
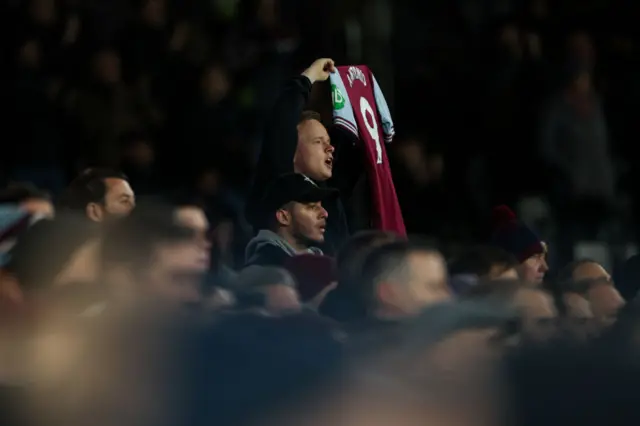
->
[275,209,291,226]
[375,281,396,307]
[86,202,104,222]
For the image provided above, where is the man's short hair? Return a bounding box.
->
[359,240,439,307]
[0,183,50,204]
[449,245,518,278]
[299,110,322,125]
[58,168,128,211]
[319,231,401,321]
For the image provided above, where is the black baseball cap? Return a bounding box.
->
[261,173,338,213]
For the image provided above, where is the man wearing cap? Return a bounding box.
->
[244,173,337,268]
[490,205,549,284]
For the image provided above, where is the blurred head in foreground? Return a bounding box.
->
[235,266,301,315]
[320,230,399,322]
[102,202,209,313]
[2,214,102,316]
[462,280,557,342]
[44,311,346,426]
[359,240,450,321]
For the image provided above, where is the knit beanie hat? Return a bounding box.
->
[490,205,545,263]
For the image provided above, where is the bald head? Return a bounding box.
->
[572,261,611,283]
[587,281,624,325]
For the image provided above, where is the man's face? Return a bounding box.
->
[286,201,328,244]
[145,239,210,311]
[404,251,451,311]
[175,207,209,241]
[519,253,548,284]
[174,206,211,267]
[513,288,557,340]
[587,283,624,326]
[102,178,135,219]
[562,292,595,340]
[563,292,593,319]
[294,119,334,181]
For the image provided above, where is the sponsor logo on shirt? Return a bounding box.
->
[331,84,345,110]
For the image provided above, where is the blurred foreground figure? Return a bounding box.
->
[463,280,557,342]
[103,202,209,314]
[557,259,624,331]
[342,301,509,426]
[37,302,504,426]
[320,230,399,321]
[505,324,640,426]
[1,213,101,317]
[38,311,345,426]
[235,266,301,315]
[344,240,451,348]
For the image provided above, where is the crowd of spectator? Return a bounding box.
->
[3,0,640,424]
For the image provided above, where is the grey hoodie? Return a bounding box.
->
[245,230,323,266]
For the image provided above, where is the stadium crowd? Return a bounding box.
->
[3,0,640,425]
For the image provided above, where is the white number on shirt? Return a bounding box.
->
[359,96,383,164]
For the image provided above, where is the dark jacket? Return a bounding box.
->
[244,229,323,268]
[247,76,364,254]
[345,318,407,357]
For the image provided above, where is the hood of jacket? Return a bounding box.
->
[245,230,323,265]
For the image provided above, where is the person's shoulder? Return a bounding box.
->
[345,318,407,352]
[289,74,313,92]
[245,244,291,268]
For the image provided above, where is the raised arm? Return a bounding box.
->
[247,59,335,223]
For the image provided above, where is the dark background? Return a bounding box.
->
[2,0,639,269]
